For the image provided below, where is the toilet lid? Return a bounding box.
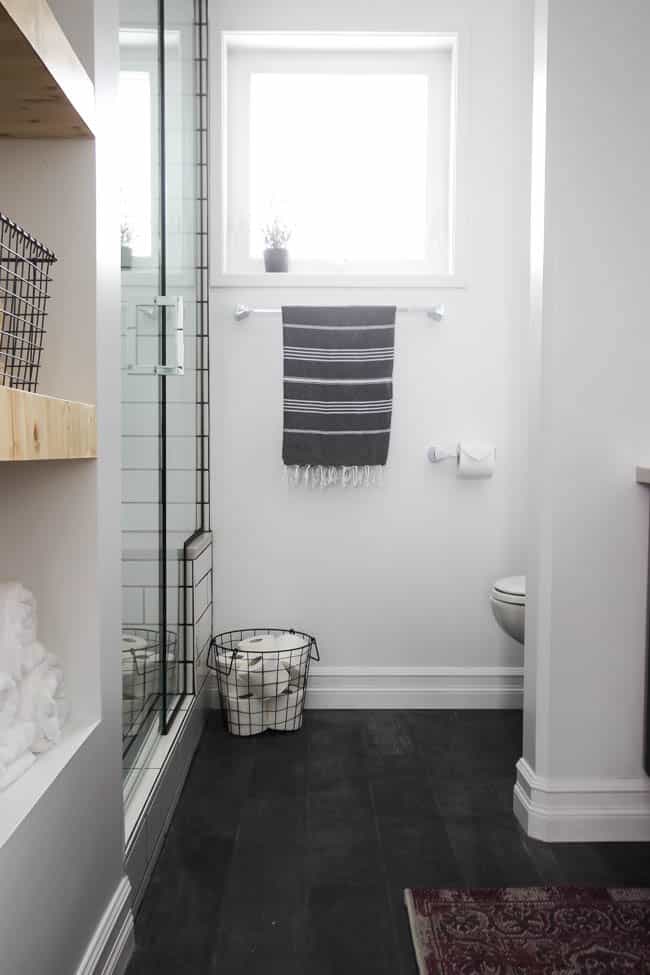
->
[492,575,526,605]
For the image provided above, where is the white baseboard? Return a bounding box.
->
[75,876,134,975]
[513,758,650,842]
[305,666,523,709]
[206,666,523,710]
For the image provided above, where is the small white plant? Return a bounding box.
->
[262,216,291,249]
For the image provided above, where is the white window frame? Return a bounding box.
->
[119,31,160,271]
[213,32,467,288]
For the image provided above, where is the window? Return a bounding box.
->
[221,33,458,278]
[118,68,153,258]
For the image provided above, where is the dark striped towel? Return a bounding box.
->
[282,306,396,484]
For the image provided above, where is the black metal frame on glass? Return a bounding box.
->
[160,0,211,736]
[122,627,178,756]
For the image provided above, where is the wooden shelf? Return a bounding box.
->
[0,387,96,461]
[0,0,94,138]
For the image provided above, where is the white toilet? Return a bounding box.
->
[490,575,525,644]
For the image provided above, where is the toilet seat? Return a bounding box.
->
[492,575,526,606]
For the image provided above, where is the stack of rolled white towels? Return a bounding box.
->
[0,582,69,791]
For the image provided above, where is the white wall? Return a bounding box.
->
[518,0,650,841]
[0,1,131,971]
[210,0,533,691]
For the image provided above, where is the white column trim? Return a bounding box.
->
[513,757,650,843]
[75,876,134,975]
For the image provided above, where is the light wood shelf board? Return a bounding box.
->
[0,0,94,138]
[0,387,96,461]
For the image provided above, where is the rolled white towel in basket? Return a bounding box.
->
[18,656,68,754]
[0,583,38,681]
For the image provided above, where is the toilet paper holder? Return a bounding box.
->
[427,444,459,464]
[427,442,496,479]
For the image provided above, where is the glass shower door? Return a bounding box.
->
[160,0,202,732]
[120,0,166,766]
[120,0,201,767]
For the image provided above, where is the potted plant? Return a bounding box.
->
[262,217,291,272]
[121,222,133,269]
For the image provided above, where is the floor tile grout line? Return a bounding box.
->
[367,775,410,975]
[208,737,258,967]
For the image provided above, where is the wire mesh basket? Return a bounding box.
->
[0,213,57,392]
[121,626,178,741]
[207,628,319,736]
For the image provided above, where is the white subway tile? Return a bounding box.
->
[122,560,158,587]
[122,587,144,625]
[123,403,159,437]
[122,532,159,554]
[192,543,212,585]
[165,470,195,503]
[164,437,196,470]
[143,588,162,625]
[122,503,158,532]
[194,572,211,621]
[195,604,212,658]
[123,470,158,503]
[165,403,196,437]
[122,373,158,404]
[122,437,158,469]
[166,502,197,533]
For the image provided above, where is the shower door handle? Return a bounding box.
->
[153,295,185,376]
[126,295,185,376]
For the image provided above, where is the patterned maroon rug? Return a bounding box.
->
[405,886,650,975]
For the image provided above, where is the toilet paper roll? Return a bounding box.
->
[214,651,255,694]
[273,632,309,675]
[246,656,291,699]
[457,442,495,479]
[237,633,278,654]
[224,692,266,736]
[265,685,305,731]
[274,632,308,653]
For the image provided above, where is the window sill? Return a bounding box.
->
[211,272,467,290]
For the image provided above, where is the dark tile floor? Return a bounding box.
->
[127,710,650,975]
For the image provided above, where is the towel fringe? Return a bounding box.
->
[286,464,384,489]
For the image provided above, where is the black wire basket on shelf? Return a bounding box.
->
[207,628,319,736]
[0,212,57,392]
